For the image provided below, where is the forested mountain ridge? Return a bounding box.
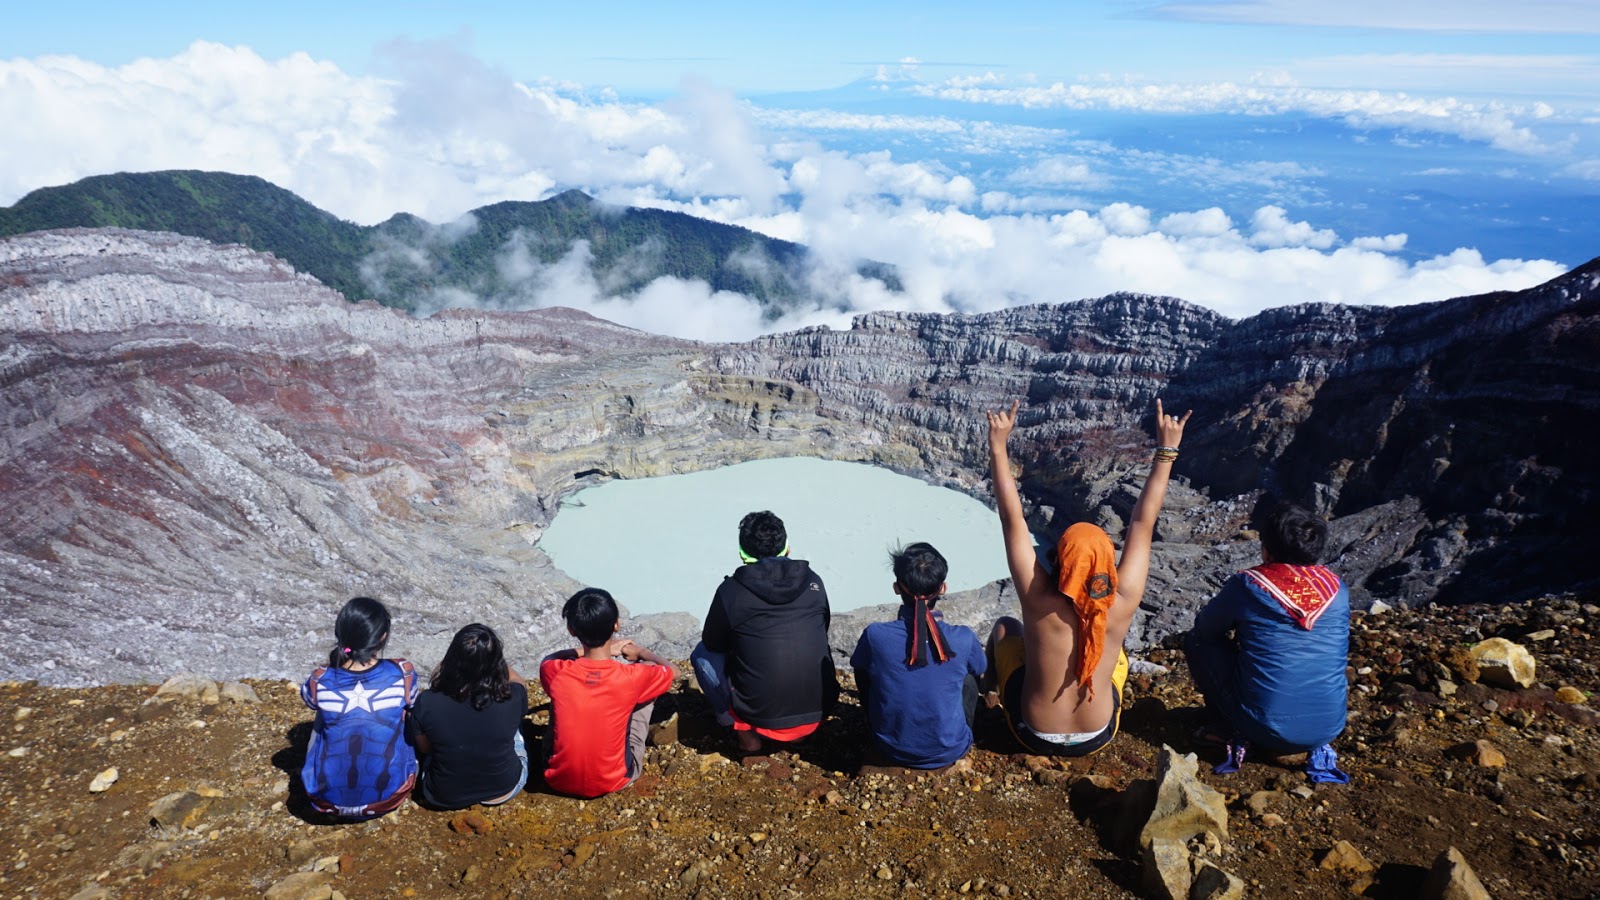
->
[0,171,898,316]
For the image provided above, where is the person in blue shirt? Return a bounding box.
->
[1184,496,1350,782]
[850,542,987,769]
[300,597,420,819]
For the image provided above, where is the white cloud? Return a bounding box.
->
[1158,208,1234,237]
[1351,234,1408,252]
[1567,159,1600,180]
[1249,206,1338,249]
[0,42,1571,341]
[1009,155,1104,188]
[916,78,1562,155]
[1143,1,1600,34]
[1099,203,1152,237]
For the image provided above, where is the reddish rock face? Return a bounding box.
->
[2,228,1597,686]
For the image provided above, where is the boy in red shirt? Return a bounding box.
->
[539,588,675,798]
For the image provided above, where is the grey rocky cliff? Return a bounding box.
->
[3,228,1596,686]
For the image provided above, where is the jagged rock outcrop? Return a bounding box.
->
[2,228,1597,685]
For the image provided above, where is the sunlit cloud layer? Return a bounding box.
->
[0,41,1572,341]
[916,78,1563,155]
[1144,0,1600,34]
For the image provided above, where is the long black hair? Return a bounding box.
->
[429,623,513,711]
[329,597,391,669]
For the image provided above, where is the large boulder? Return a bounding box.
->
[1470,638,1536,689]
[1139,745,1230,849]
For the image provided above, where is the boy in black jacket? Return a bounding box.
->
[691,510,838,753]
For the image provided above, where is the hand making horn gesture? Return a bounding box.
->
[1153,398,1191,463]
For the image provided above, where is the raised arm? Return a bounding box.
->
[1115,399,1191,604]
[988,400,1039,597]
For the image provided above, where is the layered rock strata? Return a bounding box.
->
[2,228,1596,685]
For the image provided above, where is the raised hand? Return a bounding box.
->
[987,399,1021,449]
[1155,398,1192,448]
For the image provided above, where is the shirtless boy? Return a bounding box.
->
[985,398,1188,756]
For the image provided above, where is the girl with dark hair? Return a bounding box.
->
[300,597,421,819]
[408,623,530,809]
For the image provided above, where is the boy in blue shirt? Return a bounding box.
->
[851,543,986,769]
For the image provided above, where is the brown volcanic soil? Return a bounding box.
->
[3,595,1599,900]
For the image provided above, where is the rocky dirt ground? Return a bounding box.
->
[3,593,1598,900]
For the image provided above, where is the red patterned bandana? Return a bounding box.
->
[903,594,952,667]
[1243,563,1341,630]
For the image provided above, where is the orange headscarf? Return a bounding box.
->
[1054,522,1119,701]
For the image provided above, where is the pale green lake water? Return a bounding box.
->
[538,457,1010,618]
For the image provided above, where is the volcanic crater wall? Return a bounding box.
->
[2,228,1596,686]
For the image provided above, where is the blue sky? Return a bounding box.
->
[2,1,1596,339]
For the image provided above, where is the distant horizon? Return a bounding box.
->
[3,2,1595,340]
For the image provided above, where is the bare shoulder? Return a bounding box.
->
[1019,574,1079,628]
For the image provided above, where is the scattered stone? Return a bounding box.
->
[7,746,26,758]
[1525,629,1556,642]
[1245,791,1283,815]
[136,698,174,722]
[1258,813,1286,828]
[312,855,341,873]
[461,864,481,884]
[1420,846,1490,900]
[821,790,844,806]
[218,681,260,704]
[1443,647,1480,684]
[1368,600,1393,615]
[1447,740,1507,769]
[699,752,728,773]
[766,762,793,781]
[1190,860,1245,900]
[88,767,118,793]
[1022,755,1052,773]
[66,886,110,900]
[571,839,597,868]
[448,811,493,835]
[876,865,893,880]
[155,673,220,704]
[1556,686,1587,705]
[679,860,711,888]
[1035,769,1071,787]
[263,870,333,900]
[1142,838,1193,899]
[149,791,212,831]
[1470,638,1536,689]
[286,840,320,868]
[648,713,678,747]
[1320,840,1375,876]
[1290,785,1314,800]
[12,706,32,721]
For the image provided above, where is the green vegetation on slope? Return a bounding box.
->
[0,171,374,300]
[0,171,901,317]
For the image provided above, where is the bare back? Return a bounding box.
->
[986,397,1189,735]
[1015,559,1141,733]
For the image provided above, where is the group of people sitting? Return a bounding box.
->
[299,399,1351,819]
